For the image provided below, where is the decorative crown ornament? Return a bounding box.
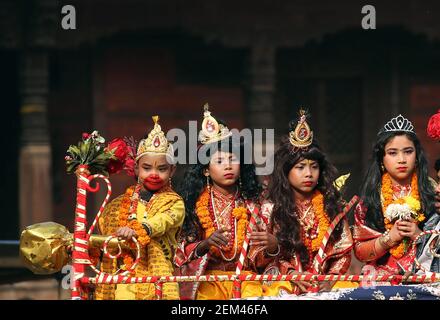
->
[289,109,314,149]
[136,116,174,161]
[198,103,232,145]
[381,114,415,134]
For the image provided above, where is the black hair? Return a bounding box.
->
[178,134,262,242]
[268,136,344,267]
[435,158,440,173]
[359,131,436,232]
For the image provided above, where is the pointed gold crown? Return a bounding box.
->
[289,109,313,149]
[198,103,232,145]
[136,116,174,161]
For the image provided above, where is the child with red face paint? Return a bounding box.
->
[95,116,185,300]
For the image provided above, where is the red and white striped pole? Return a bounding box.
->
[71,165,91,300]
[155,282,164,300]
[71,167,112,299]
[313,195,359,272]
[232,202,260,298]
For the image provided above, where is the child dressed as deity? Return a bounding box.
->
[95,116,185,300]
[252,110,353,295]
[174,104,281,300]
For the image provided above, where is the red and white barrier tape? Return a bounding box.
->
[81,272,440,285]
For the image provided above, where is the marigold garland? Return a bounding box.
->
[195,188,248,260]
[196,191,215,235]
[117,185,151,271]
[300,190,330,255]
[381,173,425,259]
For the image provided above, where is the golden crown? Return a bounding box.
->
[136,116,174,160]
[198,103,232,145]
[289,109,313,149]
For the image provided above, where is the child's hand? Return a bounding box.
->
[206,228,230,248]
[115,226,137,240]
[249,232,278,254]
[195,228,230,257]
[288,271,313,293]
[389,223,405,243]
[396,219,421,241]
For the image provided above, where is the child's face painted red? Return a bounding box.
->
[136,154,175,191]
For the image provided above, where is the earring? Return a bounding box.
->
[381,163,385,172]
[206,175,211,193]
[239,177,243,190]
[169,177,172,188]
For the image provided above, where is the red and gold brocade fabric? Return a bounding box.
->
[254,201,353,278]
[352,201,416,277]
[174,188,270,300]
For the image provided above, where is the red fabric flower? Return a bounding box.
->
[82,132,91,140]
[427,109,440,141]
[107,159,124,174]
[105,138,130,175]
[106,138,129,161]
[124,158,136,177]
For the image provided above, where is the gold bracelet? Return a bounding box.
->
[379,232,398,249]
[265,244,281,257]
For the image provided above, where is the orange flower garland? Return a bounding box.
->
[122,255,134,271]
[118,185,151,247]
[117,185,151,271]
[195,188,248,260]
[232,206,248,256]
[381,173,424,259]
[195,190,215,236]
[300,190,330,253]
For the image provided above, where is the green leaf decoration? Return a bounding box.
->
[65,131,114,176]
